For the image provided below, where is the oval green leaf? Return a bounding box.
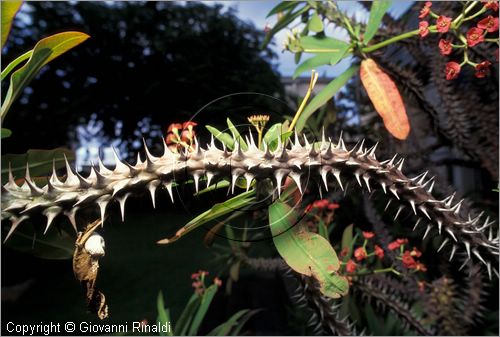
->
[308,13,324,33]
[1,31,90,120]
[300,35,350,53]
[269,201,349,298]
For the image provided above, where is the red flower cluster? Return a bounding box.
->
[306,199,340,212]
[467,27,485,47]
[478,15,499,32]
[388,238,408,250]
[436,15,452,33]
[445,62,461,80]
[362,231,375,239]
[346,259,357,273]
[419,1,432,19]
[191,270,209,295]
[401,250,427,271]
[438,39,452,56]
[354,247,367,261]
[166,121,198,151]
[419,21,430,38]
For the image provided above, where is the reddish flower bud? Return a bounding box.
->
[182,121,198,130]
[483,0,499,11]
[388,241,400,250]
[419,3,431,19]
[346,259,357,273]
[438,39,453,56]
[467,27,485,47]
[166,133,179,145]
[410,247,422,257]
[327,202,340,210]
[374,245,384,259]
[396,238,409,245]
[419,21,430,38]
[354,247,367,261]
[214,277,222,287]
[436,15,452,33]
[475,61,492,78]
[445,61,461,80]
[478,15,499,32]
[362,231,375,239]
[415,262,427,272]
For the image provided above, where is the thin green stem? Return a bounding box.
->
[1,50,33,81]
[453,1,480,26]
[462,7,487,22]
[361,26,437,53]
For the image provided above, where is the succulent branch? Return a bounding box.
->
[2,132,498,272]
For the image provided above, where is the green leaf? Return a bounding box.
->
[1,31,90,120]
[1,0,23,49]
[269,201,349,298]
[300,36,350,53]
[293,53,335,79]
[364,1,392,44]
[4,223,74,259]
[1,128,12,139]
[156,291,174,336]
[266,1,299,18]
[296,64,358,132]
[341,224,354,262]
[206,125,234,150]
[158,189,256,244]
[308,13,324,33]
[261,5,310,48]
[1,148,74,184]
[231,309,261,335]
[195,180,230,196]
[1,50,32,81]
[318,219,329,240]
[262,123,283,147]
[176,293,201,336]
[188,284,218,335]
[226,118,248,150]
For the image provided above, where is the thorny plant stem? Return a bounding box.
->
[288,70,318,132]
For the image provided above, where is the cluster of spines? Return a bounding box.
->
[1,132,498,272]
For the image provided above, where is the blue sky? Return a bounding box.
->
[209,1,414,77]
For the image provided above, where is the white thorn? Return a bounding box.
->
[333,169,343,190]
[427,179,435,193]
[244,173,254,192]
[117,193,131,222]
[384,199,392,212]
[206,172,214,188]
[98,155,112,174]
[449,245,457,261]
[380,182,387,194]
[321,169,329,191]
[423,224,432,240]
[354,171,362,187]
[290,172,302,194]
[413,218,422,231]
[362,173,371,192]
[389,186,399,199]
[464,241,471,259]
[97,196,111,225]
[437,220,443,235]
[446,228,457,242]
[409,200,417,214]
[164,182,174,203]
[147,180,160,208]
[396,158,404,171]
[394,206,404,220]
[437,238,449,252]
[275,170,286,197]
[419,205,431,220]
[193,173,200,193]
[473,249,487,265]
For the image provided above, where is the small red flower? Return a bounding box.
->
[213,277,222,287]
[445,62,461,80]
[362,231,375,239]
[354,247,367,261]
[475,61,492,78]
[327,202,340,210]
[402,250,417,268]
[396,238,408,245]
[388,238,408,250]
[181,128,196,142]
[410,247,422,257]
[419,21,430,38]
[438,39,453,56]
[346,259,357,273]
[166,133,179,145]
[415,262,427,272]
[374,245,384,259]
[167,123,183,134]
[483,0,499,11]
[182,121,198,130]
[477,15,499,32]
[467,27,485,47]
[339,247,349,258]
[419,2,432,19]
[436,15,452,33]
